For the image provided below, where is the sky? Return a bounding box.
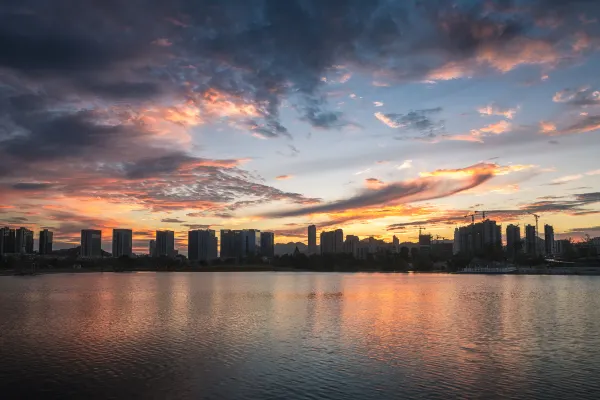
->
[1,0,600,254]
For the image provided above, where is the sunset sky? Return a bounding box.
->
[1,0,600,254]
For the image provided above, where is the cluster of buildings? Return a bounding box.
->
[453,219,577,258]
[3,219,598,263]
[1,227,52,256]
[308,225,453,260]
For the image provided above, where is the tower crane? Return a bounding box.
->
[526,211,541,256]
[464,212,477,224]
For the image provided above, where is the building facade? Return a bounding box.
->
[525,224,537,256]
[112,229,133,258]
[188,229,218,262]
[308,225,317,255]
[156,230,175,257]
[15,227,34,254]
[0,227,16,255]
[260,232,275,257]
[39,229,53,255]
[544,224,555,256]
[344,235,360,258]
[149,240,156,257]
[220,229,261,259]
[81,229,102,258]
[506,224,521,258]
[320,230,345,254]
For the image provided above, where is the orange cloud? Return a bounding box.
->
[478,120,512,134]
[477,38,559,73]
[539,121,557,133]
[365,178,385,189]
[276,175,293,180]
[419,163,534,179]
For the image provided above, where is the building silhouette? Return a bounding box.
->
[188,229,218,262]
[15,227,34,254]
[544,224,555,255]
[112,229,133,258]
[525,224,537,256]
[454,220,502,255]
[344,235,360,258]
[156,230,175,257]
[220,230,236,258]
[0,227,16,255]
[149,240,156,257]
[39,229,53,255]
[81,229,102,258]
[260,232,275,257]
[506,224,521,258]
[308,225,317,254]
[220,229,261,259]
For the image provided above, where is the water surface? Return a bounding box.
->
[1,272,600,399]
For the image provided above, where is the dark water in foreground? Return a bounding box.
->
[1,272,600,399]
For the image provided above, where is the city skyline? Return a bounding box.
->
[1,1,600,255]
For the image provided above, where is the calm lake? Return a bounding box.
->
[1,272,600,399]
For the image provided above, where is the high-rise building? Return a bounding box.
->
[454,220,502,255]
[1,227,16,255]
[392,235,400,252]
[15,227,34,254]
[149,240,156,257]
[506,224,521,258]
[544,224,555,255]
[320,230,344,254]
[39,229,53,255]
[81,229,102,258]
[419,233,432,256]
[240,229,261,257]
[220,230,236,258]
[344,235,360,258]
[220,229,261,259]
[112,229,133,258]
[320,231,335,255]
[188,229,218,262]
[260,232,275,257]
[334,229,344,253]
[525,225,537,256]
[156,230,175,257]
[308,225,317,254]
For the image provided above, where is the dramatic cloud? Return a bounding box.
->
[266,163,510,218]
[375,108,443,136]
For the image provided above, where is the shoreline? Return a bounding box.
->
[2,267,600,276]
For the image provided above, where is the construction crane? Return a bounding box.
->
[526,211,540,237]
[464,212,477,224]
[526,211,541,256]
